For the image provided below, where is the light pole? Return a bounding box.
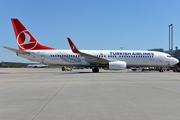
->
[169,24,173,50]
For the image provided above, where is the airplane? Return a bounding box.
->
[27,63,49,68]
[2,18,179,72]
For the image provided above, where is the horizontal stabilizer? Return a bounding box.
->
[2,46,30,54]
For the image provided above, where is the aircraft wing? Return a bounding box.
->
[2,46,30,54]
[67,38,109,64]
[79,52,109,64]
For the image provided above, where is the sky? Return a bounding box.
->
[1,0,180,63]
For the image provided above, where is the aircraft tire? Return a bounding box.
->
[92,67,99,73]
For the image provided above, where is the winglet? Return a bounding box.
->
[67,37,80,53]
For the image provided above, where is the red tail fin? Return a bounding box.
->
[11,18,55,50]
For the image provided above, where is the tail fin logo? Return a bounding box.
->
[17,30,37,50]
[71,45,75,50]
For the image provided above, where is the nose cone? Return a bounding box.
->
[171,58,179,65]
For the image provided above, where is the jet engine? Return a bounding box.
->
[103,61,127,70]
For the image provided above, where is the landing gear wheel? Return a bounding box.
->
[159,67,164,72]
[92,67,99,73]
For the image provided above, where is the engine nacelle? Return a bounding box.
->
[106,61,127,70]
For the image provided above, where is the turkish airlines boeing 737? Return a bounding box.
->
[3,18,179,72]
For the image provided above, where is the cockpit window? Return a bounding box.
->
[167,55,171,58]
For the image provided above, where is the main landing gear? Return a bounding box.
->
[158,67,164,72]
[92,67,99,73]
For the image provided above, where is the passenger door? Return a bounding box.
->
[159,55,163,62]
[41,52,45,63]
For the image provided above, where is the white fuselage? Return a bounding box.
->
[17,49,178,67]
